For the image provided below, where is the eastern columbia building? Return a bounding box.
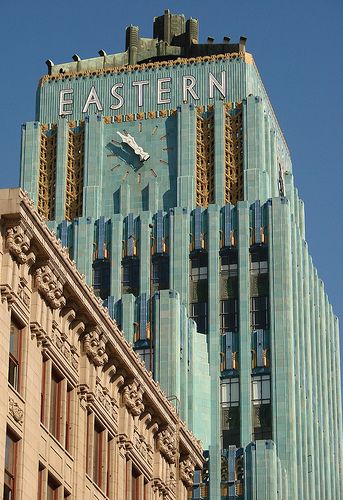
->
[1,9,342,500]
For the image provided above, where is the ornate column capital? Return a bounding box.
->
[122,380,144,416]
[156,426,177,463]
[35,264,66,309]
[83,328,108,366]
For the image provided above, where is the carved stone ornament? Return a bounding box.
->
[156,427,177,463]
[122,381,144,416]
[83,329,108,366]
[180,457,195,488]
[8,397,24,425]
[35,265,66,309]
[6,225,32,264]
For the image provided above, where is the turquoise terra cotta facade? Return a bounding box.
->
[20,11,342,500]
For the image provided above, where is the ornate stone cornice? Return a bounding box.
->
[6,224,35,264]
[156,426,177,463]
[179,457,195,487]
[40,51,250,86]
[122,380,144,416]
[35,265,66,309]
[83,328,108,366]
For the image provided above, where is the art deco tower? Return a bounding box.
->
[20,11,342,499]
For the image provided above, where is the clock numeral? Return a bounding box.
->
[111,164,121,171]
[152,126,158,135]
[122,170,130,181]
[111,139,121,145]
[137,173,141,184]
[150,169,157,177]
[160,159,168,165]
[139,122,143,132]
[160,134,167,140]
[107,153,116,157]
[162,147,173,151]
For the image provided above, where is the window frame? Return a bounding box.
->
[8,320,22,392]
[250,296,269,330]
[3,431,18,500]
[220,298,238,333]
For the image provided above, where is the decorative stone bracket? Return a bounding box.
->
[122,380,144,416]
[83,328,108,366]
[6,225,34,264]
[8,397,24,425]
[35,265,66,309]
[156,426,177,463]
[179,457,195,488]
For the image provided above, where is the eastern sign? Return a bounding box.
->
[58,71,227,116]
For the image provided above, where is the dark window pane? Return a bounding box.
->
[152,257,169,290]
[122,258,139,295]
[190,302,207,334]
[93,259,111,299]
[93,422,103,487]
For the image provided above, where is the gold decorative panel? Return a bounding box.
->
[38,126,57,219]
[196,110,214,207]
[224,103,244,205]
[65,126,85,221]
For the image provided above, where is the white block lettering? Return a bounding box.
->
[157,78,171,105]
[59,89,74,116]
[82,86,103,113]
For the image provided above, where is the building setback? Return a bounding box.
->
[0,188,203,499]
[19,10,342,500]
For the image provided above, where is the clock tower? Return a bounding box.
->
[20,10,343,500]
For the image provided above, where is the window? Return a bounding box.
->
[250,247,268,275]
[8,321,22,391]
[93,259,110,300]
[152,256,169,291]
[221,378,240,448]
[93,422,103,488]
[250,296,268,330]
[221,378,239,408]
[190,302,207,334]
[122,258,139,296]
[38,468,70,500]
[49,369,62,439]
[135,348,153,372]
[252,375,272,441]
[47,475,59,500]
[220,251,238,277]
[3,433,17,500]
[132,467,141,500]
[220,299,238,333]
[41,359,74,452]
[190,254,208,282]
[190,253,208,334]
[252,375,271,405]
[87,414,113,493]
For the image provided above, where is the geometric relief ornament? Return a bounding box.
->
[179,457,195,488]
[35,265,66,309]
[8,397,24,425]
[6,225,32,264]
[122,380,144,416]
[83,328,108,366]
[156,426,177,463]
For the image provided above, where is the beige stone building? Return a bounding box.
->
[0,188,203,499]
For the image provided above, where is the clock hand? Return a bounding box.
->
[117,131,150,162]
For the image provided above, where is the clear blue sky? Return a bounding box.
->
[0,1,342,331]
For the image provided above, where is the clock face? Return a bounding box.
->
[103,114,177,213]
